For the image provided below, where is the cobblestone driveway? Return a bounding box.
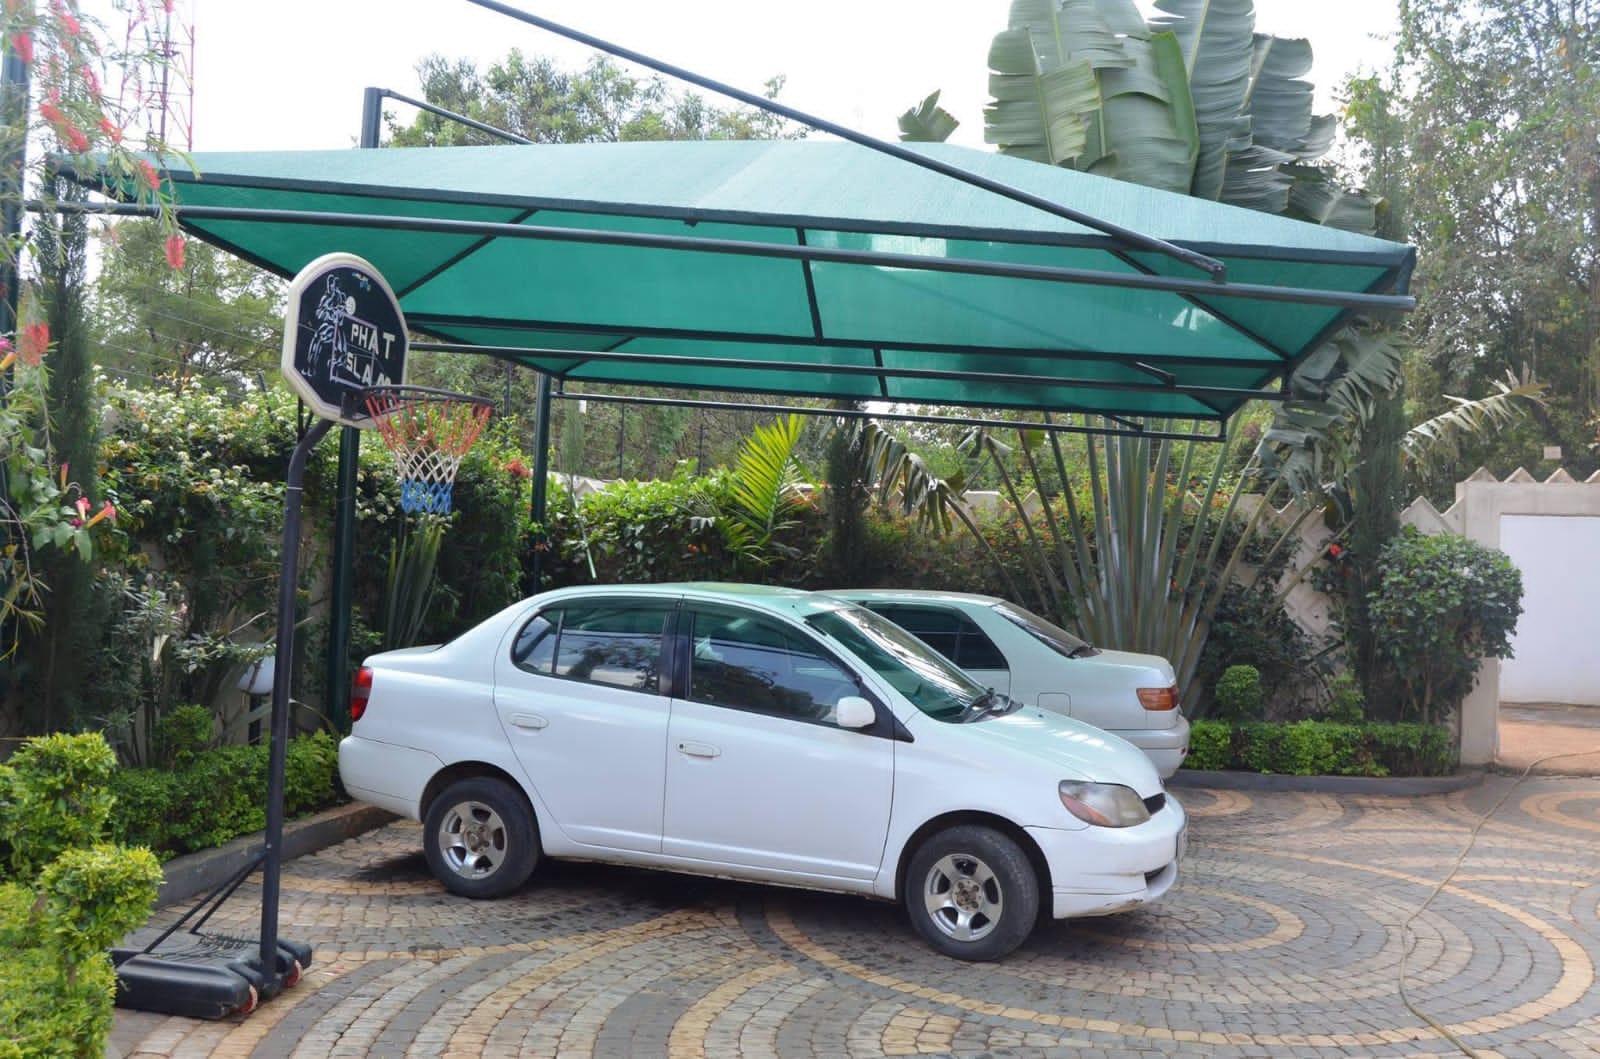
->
[112,775,1600,1058]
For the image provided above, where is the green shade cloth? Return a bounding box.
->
[78,140,1413,427]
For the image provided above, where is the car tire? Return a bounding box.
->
[904,825,1038,961]
[423,777,539,899]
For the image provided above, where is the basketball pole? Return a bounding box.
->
[260,415,333,993]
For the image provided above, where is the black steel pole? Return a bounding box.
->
[259,416,333,993]
[323,89,382,733]
[529,371,552,592]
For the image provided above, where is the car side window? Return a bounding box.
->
[687,608,860,726]
[870,604,1009,672]
[512,604,668,693]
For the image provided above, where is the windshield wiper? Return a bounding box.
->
[963,688,1012,721]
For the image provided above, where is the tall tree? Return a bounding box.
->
[93,219,282,390]
[1373,0,1600,489]
[388,51,798,146]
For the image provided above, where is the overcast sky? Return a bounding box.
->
[144,0,1399,154]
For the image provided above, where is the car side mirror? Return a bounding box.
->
[834,696,876,730]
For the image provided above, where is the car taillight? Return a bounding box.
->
[1137,685,1178,711]
[350,666,373,722]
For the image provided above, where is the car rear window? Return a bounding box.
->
[992,602,1096,659]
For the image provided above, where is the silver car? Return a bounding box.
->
[829,590,1190,777]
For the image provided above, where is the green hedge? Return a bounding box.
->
[0,734,163,1058]
[107,731,341,859]
[1183,720,1456,777]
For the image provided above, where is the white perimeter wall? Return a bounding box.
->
[1498,514,1600,705]
[1400,467,1600,764]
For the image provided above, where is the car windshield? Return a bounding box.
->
[806,604,988,722]
[992,601,1098,659]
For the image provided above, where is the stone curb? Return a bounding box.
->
[1168,766,1487,796]
[155,802,398,909]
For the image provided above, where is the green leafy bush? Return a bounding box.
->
[0,734,162,1058]
[1194,583,1314,717]
[1213,665,1264,722]
[1323,674,1366,724]
[1368,528,1523,723]
[0,734,118,876]
[108,731,340,858]
[1183,719,1455,776]
[152,704,214,768]
[1184,720,1233,771]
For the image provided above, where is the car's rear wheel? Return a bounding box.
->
[423,777,539,899]
[904,825,1038,961]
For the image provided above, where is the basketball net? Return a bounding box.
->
[363,387,493,515]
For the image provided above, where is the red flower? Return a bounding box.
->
[99,116,122,144]
[18,321,49,366]
[1328,543,1344,559]
[59,11,79,35]
[164,234,185,270]
[62,123,90,153]
[135,158,160,190]
[504,458,531,479]
[38,100,64,126]
[11,32,31,64]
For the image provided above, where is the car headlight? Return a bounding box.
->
[1058,781,1151,828]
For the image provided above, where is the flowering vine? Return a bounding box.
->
[2,0,186,652]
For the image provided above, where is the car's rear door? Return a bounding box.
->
[493,598,676,853]
[866,603,1012,695]
[661,603,893,883]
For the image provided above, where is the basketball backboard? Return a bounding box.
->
[280,253,408,427]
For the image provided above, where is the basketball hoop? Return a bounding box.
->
[361,385,494,515]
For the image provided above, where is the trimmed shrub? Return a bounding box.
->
[108,731,340,859]
[152,704,214,768]
[1213,665,1264,722]
[1368,528,1523,723]
[1184,719,1455,777]
[0,734,118,876]
[0,734,162,1058]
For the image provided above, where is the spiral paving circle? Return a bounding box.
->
[113,778,1600,1058]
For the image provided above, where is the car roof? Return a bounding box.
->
[533,581,848,618]
[825,588,1003,608]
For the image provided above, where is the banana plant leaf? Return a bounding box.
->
[1151,0,1256,200]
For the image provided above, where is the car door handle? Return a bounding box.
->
[677,740,721,759]
[508,713,548,731]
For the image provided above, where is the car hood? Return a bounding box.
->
[924,703,1163,796]
[1081,647,1178,686]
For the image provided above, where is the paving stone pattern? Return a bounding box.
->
[111,776,1600,1057]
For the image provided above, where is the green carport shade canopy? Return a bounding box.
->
[74,140,1414,429]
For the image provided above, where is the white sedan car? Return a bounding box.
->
[829,591,1190,777]
[339,583,1185,961]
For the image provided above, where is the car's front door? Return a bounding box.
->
[662,605,894,882]
[494,599,676,853]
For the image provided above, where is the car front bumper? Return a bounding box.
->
[1026,794,1186,919]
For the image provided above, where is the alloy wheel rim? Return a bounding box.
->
[438,799,508,879]
[922,852,1002,942]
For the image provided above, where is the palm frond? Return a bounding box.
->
[1401,369,1548,471]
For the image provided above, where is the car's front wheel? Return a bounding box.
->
[423,777,539,899]
[904,825,1038,961]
